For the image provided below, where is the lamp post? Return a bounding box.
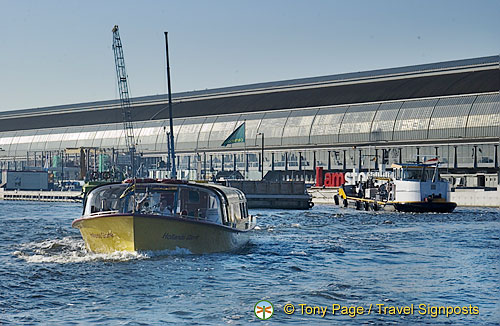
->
[0,147,4,170]
[257,132,264,180]
[163,127,172,174]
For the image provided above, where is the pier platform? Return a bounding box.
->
[0,189,82,202]
[225,180,313,209]
[308,187,338,205]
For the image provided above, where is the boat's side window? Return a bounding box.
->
[227,204,235,226]
[135,192,151,213]
[240,202,247,219]
[406,169,422,180]
[422,169,433,181]
[155,191,175,215]
[233,203,241,220]
[179,188,188,214]
[188,190,200,204]
[101,199,110,211]
[209,194,218,209]
[178,188,215,219]
[206,193,222,224]
[123,197,134,213]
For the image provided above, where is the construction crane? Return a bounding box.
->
[112,25,136,177]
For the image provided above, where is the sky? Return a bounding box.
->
[0,0,499,112]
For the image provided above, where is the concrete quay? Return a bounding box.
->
[450,187,500,207]
[308,187,500,208]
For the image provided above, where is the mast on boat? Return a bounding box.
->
[164,32,177,179]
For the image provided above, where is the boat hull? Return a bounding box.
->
[336,194,457,213]
[393,201,457,213]
[72,214,251,254]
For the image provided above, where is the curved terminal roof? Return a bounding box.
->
[0,56,499,159]
[0,56,499,132]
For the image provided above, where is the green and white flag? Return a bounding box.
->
[221,122,245,146]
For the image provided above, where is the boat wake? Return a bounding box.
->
[138,247,193,257]
[12,237,176,264]
[13,235,223,263]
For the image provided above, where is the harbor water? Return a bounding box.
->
[1,201,499,325]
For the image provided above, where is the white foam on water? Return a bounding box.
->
[13,237,195,263]
[138,247,193,257]
[13,237,147,264]
[290,250,308,256]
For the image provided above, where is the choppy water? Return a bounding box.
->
[0,201,499,325]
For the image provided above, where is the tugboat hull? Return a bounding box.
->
[393,201,457,213]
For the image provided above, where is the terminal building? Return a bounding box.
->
[0,55,499,185]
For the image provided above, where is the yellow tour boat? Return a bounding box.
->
[72,179,256,254]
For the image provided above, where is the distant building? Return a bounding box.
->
[0,56,498,182]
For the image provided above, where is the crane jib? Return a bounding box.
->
[112,25,136,177]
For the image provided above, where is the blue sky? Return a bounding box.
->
[0,0,499,112]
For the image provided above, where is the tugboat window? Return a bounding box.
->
[405,169,422,180]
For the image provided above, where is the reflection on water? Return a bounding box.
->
[0,201,499,325]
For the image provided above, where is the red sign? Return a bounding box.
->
[316,167,345,187]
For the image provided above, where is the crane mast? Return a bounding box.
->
[112,25,136,177]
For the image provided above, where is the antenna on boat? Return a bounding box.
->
[164,32,177,179]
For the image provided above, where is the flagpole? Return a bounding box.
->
[243,120,247,180]
[221,122,246,178]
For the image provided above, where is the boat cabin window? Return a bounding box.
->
[404,168,423,180]
[422,168,435,181]
[240,202,247,219]
[207,194,222,223]
[232,203,241,220]
[395,166,437,181]
[188,190,200,203]
[85,183,225,224]
[138,188,177,215]
[219,187,248,226]
[84,184,127,215]
[178,187,222,223]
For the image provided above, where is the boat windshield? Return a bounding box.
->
[396,166,436,181]
[84,183,223,224]
[84,183,127,215]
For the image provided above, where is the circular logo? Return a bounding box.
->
[254,300,274,320]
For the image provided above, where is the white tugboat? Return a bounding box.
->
[336,160,457,213]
